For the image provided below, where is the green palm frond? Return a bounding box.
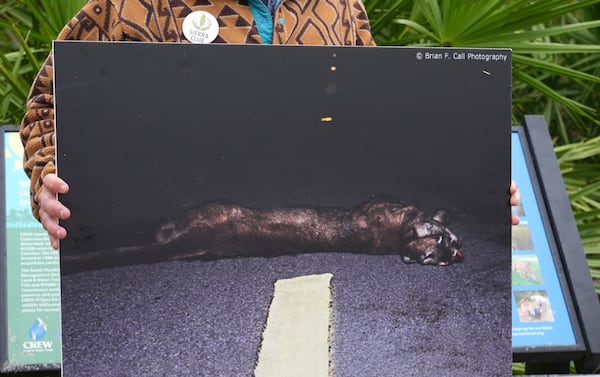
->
[556,136,600,297]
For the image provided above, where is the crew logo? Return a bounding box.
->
[28,318,46,340]
[23,318,53,351]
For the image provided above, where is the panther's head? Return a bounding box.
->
[402,210,464,266]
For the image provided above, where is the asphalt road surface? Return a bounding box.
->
[60,218,511,377]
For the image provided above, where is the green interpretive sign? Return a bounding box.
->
[1,127,61,371]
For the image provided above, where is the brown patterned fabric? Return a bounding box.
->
[20,0,375,219]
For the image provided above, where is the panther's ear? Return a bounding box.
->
[432,210,449,224]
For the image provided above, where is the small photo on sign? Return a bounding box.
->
[512,254,543,286]
[512,222,535,251]
[514,290,555,323]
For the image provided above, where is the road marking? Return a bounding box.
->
[254,273,333,377]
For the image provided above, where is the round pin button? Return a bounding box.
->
[182,11,219,44]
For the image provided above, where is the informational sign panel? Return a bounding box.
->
[54,42,512,376]
[1,125,61,372]
[511,118,600,374]
[511,130,578,348]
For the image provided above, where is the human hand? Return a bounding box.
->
[39,173,71,250]
[510,180,520,226]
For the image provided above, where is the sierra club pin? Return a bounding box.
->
[183,11,219,44]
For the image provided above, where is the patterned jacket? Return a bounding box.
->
[20,0,375,219]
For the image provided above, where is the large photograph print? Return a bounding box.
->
[54,41,512,376]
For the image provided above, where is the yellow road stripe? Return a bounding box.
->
[254,273,333,377]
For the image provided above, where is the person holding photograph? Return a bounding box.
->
[20,0,518,249]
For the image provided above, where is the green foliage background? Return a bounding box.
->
[1,1,599,374]
[0,0,85,122]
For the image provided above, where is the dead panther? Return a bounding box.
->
[155,198,463,266]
